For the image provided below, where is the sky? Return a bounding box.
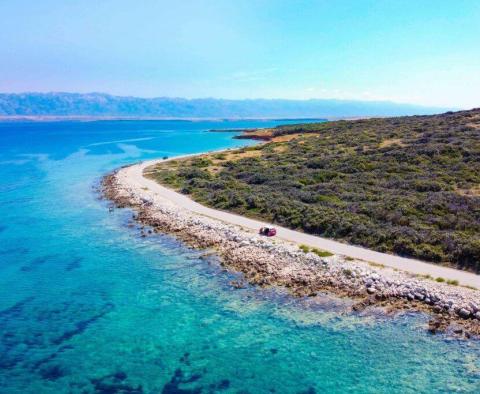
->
[1,0,479,108]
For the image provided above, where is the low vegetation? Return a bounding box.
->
[147,109,480,272]
[298,244,334,257]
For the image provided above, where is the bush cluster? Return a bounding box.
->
[150,109,480,272]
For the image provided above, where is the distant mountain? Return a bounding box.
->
[0,92,450,119]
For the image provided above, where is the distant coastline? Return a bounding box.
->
[0,92,453,120]
[0,115,348,123]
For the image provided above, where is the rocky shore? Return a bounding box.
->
[102,165,480,338]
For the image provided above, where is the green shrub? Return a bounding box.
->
[435,277,445,283]
[343,268,353,277]
[446,279,459,286]
[311,248,334,257]
[190,158,213,167]
[299,244,310,253]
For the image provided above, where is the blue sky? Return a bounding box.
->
[1,0,479,108]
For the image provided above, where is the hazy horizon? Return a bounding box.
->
[0,91,462,107]
[0,91,451,118]
[1,1,479,109]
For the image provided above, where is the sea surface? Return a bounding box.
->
[0,120,479,393]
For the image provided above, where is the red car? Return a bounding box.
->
[259,227,277,237]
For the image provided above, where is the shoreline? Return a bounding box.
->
[0,115,330,123]
[122,157,480,288]
[102,156,480,337]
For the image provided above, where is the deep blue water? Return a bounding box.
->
[0,120,479,394]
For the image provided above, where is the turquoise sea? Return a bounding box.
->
[0,120,479,393]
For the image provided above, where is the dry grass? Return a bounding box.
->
[379,138,406,148]
[239,129,304,143]
[273,145,288,153]
[456,185,480,197]
[223,149,262,161]
[147,149,264,175]
[206,149,263,173]
[271,134,302,142]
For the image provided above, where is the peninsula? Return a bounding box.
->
[103,109,480,336]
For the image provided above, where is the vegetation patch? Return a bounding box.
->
[299,244,310,253]
[311,248,334,257]
[447,279,459,286]
[147,109,480,272]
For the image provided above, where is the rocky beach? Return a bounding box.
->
[102,161,480,338]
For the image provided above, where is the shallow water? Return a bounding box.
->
[0,120,479,393]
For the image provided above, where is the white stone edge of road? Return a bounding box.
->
[121,152,480,289]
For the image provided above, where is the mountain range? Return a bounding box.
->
[0,92,450,119]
